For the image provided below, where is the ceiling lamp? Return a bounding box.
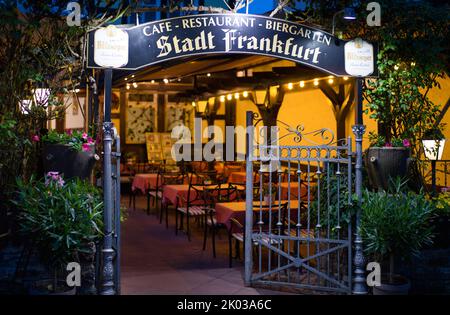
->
[253,87,268,105]
[197,100,208,113]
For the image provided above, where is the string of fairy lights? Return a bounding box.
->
[124,73,350,106]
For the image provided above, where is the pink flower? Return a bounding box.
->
[403,139,411,147]
[82,143,91,152]
[385,142,392,147]
[31,134,40,142]
[45,172,64,187]
[87,137,94,144]
[66,129,73,136]
[82,132,88,140]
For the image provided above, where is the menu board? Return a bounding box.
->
[145,132,177,163]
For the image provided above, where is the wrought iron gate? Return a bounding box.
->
[244,112,355,293]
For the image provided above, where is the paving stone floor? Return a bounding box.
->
[120,194,293,295]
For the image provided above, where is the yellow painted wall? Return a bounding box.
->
[277,89,336,145]
[235,99,258,156]
[233,83,378,150]
[232,75,450,187]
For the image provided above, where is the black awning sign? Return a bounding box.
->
[87,14,377,77]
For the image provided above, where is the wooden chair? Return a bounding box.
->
[202,184,239,258]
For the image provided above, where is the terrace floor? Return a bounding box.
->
[120,194,293,295]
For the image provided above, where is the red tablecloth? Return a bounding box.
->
[215,200,300,230]
[132,173,159,194]
[279,182,316,200]
[162,183,245,207]
[162,184,189,206]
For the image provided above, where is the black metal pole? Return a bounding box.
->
[431,159,437,196]
[352,78,368,295]
[101,68,115,295]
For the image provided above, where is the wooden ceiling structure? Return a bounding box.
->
[111,53,333,100]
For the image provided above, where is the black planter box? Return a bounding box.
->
[42,144,96,180]
[365,147,411,190]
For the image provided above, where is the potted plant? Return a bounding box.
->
[430,193,450,249]
[360,180,435,295]
[262,183,277,205]
[13,172,103,295]
[40,129,99,180]
[365,132,412,191]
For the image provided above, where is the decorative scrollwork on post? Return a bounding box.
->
[103,121,114,138]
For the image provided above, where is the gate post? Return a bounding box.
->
[244,111,254,286]
[101,68,115,295]
[352,78,368,295]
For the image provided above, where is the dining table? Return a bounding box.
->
[215,200,301,230]
[162,183,246,207]
[131,173,159,194]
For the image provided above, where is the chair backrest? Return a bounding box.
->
[144,161,163,173]
[160,171,187,186]
[190,170,223,185]
[231,201,289,234]
[185,183,213,208]
[253,201,289,232]
[205,184,239,205]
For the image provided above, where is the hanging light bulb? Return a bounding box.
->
[313,79,319,86]
[126,84,130,90]
[328,77,334,84]
[234,92,240,100]
[192,101,196,107]
[151,80,155,84]
[163,78,169,84]
[220,95,225,102]
[299,81,305,88]
[227,94,232,101]
[243,91,249,98]
[133,82,138,88]
[343,76,349,81]
[207,73,211,77]
[287,82,293,90]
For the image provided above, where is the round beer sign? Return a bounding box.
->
[94,25,129,68]
[344,38,374,77]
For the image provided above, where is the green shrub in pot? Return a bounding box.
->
[12,172,103,294]
[360,179,436,294]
